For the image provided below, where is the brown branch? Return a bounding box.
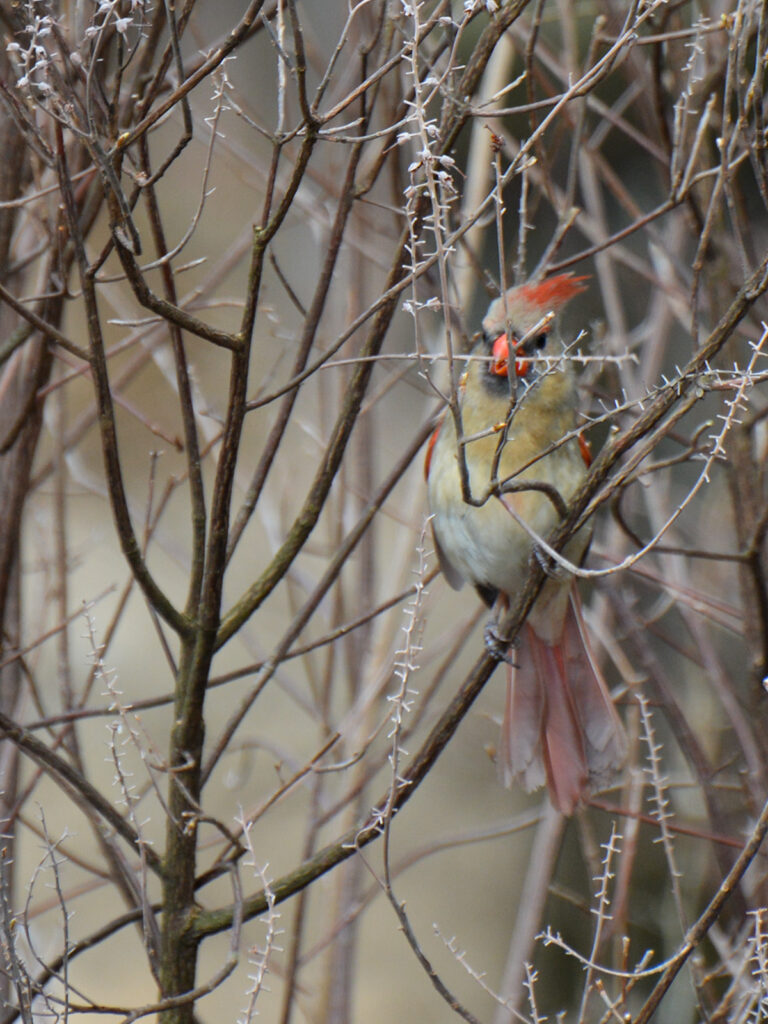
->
[191,646,498,941]
[0,708,163,877]
[634,793,768,1024]
[55,125,190,638]
[0,285,90,364]
[111,241,241,351]
[227,132,368,561]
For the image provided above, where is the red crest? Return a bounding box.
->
[515,273,590,313]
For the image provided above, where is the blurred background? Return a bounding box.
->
[1,0,768,1021]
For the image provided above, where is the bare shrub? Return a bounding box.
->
[0,1,767,1022]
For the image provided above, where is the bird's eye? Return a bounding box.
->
[534,333,548,350]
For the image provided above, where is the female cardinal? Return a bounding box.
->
[425,273,626,814]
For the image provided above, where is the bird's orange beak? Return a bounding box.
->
[491,334,530,378]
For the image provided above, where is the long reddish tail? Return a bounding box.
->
[498,594,626,814]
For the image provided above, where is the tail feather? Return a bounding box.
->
[560,591,627,785]
[531,635,589,815]
[498,593,626,814]
[498,651,546,793]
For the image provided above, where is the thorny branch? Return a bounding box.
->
[1,1,768,1023]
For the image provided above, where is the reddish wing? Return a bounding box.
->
[424,421,442,481]
[578,432,592,468]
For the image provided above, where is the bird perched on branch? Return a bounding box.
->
[425,273,626,814]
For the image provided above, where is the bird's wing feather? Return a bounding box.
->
[431,528,466,590]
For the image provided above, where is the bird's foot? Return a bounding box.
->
[533,545,571,581]
[484,622,518,665]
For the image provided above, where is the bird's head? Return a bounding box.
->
[479,273,589,391]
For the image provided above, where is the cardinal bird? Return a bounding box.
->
[425,273,626,814]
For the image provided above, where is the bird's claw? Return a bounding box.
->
[484,623,518,665]
[533,546,569,581]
